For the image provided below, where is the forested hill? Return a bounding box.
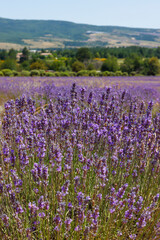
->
[0,17,160,49]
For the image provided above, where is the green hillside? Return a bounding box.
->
[0,17,160,49]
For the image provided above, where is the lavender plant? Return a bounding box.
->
[0,82,159,239]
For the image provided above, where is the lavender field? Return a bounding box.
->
[0,76,160,239]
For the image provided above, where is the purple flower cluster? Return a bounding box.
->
[0,82,159,239]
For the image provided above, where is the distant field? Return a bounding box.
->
[0,42,24,50]
[0,76,160,102]
[0,75,160,90]
[23,39,65,48]
[1,34,160,49]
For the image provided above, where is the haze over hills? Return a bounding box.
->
[0,17,160,49]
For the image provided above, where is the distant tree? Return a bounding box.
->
[72,61,85,72]
[76,48,91,62]
[20,47,29,63]
[155,47,160,58]
[20,60,30,71]
[30,60,47,70]
[41,49,46,53]
[120,54,143,74]
[49,61,65,71]
[0,59,17,70]
[8,48,17,60]
[143,57,160,75]
[132,55,143,73]
[87,63,95,70]
[59,64,71,72]
[120,57,133,74]
[101,56,119,72]
[0,50,7,60]
[95,52,100,58]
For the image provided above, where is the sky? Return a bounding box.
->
[1,0,160,29]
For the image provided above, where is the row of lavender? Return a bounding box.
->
[0,76,160,117]
[0,76,160,98]
[0,79,160,239]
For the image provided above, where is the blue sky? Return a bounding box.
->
[1,0,160,28]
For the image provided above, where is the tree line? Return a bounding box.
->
[0,46,160,76]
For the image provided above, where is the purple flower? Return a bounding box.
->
[53,214,62,230]
[97,194,102,201]
[38,196,45,209]
[1,214,9,227]
[56,165,62,172]
[68,202,73,209]
[117,231,122,236]
[77,192,84,206]
[65,218,72,231]
[125,209,133,220]
[74,225,82,232]
[42,166,48,181]
[33,188,39,194]
[15,202,24,214]
[116,183,128,199]
[38,212,46,218]
[129,234,137,239]
[54,226,60,232]
[28,202,39,216]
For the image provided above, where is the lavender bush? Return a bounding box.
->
[0,79,159,239]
